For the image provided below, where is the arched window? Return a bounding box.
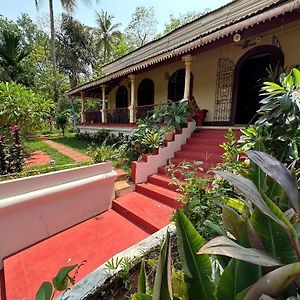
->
[168,69,193,101]
[115,85,128,108]
[137,78,154,106]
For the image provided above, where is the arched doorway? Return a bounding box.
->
[232,45,284,124]
[116,85,128,108]
[109,85,129,123]
[137,78,154,106]
[137,79,155,119]
[168,69,193,101]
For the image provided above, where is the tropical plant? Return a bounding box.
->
[162,101,189,129]
[55,111,69,136]
[133,150,300,300]
[0,82,53,134]
[254,67,300,166]
[89,143,126,163]
[34,0,96,100]
[95,10,122,62]
[0,29,31,85]
[141,130,164,154]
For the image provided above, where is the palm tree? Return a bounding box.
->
[95,10,121,62]
[35,0,93,100]
[0,30,31,84]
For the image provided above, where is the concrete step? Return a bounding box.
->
[174,150,223,163]
[136,183,181,209]
[186,136,226,145]
[181,143,224,154]
[148,174,180,192]
[115,180,134,198]
[157,165,211,180]
[112,192,174,234]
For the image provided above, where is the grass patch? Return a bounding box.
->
[49,136,91,154]
[24,139,75,167]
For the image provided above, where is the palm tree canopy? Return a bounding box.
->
[96,10,121,61]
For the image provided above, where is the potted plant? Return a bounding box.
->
[141,130,164,155]
[162,125,175,142]
[163,101,189,130]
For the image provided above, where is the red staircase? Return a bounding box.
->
[2,128,235,300]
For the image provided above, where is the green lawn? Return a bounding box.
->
[24,139,75,167]
[49,136,91,155]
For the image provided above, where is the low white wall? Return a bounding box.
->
[0,163,117,269]
[132,122,196,183]
[77,125,134,136]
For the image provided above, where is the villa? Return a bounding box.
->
[68,0,300,131]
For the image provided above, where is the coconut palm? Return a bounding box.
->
[35,0,93,100]
[95,10,121,62]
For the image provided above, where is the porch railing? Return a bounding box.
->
[107,107,129,124]
[84,111,102,124]
[136,104,157,119]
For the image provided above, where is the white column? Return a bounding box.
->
[80,93,85,123]
[182,54,193,100]
[101,84,107,123]
[129,74,136,123]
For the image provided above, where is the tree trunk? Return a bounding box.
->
[49,0,58,101]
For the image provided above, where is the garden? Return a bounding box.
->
[32,68,300,300]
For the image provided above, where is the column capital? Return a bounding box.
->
[182,54,193,64]
[128,74,136,82]
[100,84,107,91]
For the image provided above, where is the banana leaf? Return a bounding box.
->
[176,209,216,300]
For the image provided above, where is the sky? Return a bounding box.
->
[1,0,231,32]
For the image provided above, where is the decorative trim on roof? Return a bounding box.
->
[67,0,300,96]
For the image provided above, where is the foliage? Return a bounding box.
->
[0,126,24,175]
[254,68,300,166]
[153,101,189,129]
[95,10,122,62]
[55,111,69,136]
[88,143,126,164]
[162,10,209,35]
[56,14,94,88]
[105,256,138,289]
[0,29,32,85]
[141,130,164,153]
[125,6,158,48]
[133,151,300,299]
[0,82,53,134]
[167,161,222,240]
[36,264,79,300]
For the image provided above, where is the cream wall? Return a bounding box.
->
[107,20,300,121]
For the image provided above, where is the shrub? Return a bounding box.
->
[0,125,24,175]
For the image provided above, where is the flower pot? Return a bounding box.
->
[164,131,174,142]
[152,148,159,155]
[195,109,208,126]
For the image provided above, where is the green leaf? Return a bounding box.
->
[138,259,147,294]
[250,209,298,264]
[292,68,300,87]
[247,151,300,217]
[216,259,261,300]
[198,236,282,267]
[52,264,77,291]
[216,171,288,231]
[176,209,216,300]
[35,282,53,300]
[131,293,152,300]
[244,263,300,300]
[222,206,245,242]
[152,231,173,300]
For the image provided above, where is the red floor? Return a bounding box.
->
[3,210,149,300]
